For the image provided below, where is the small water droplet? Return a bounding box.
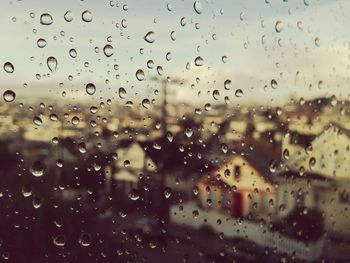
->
[47,57,57,73]
[3,90,16,102]
[185,128,193,138]
[180,17,187,27]
[72,116,80,125]
[166,131,174,142]
[119,87,126,99]
[128,189,140,201]
[224,79,231,90]
[235,89,243,97]
[40,13,53,25]
[144,31,155,43]
[309,157,316,170]
[136,69,145,81]
[3,62,14,73]
[79,233,92,247]
[53,234,66,247]
[82,10,93,22]
[33,116,43,126]
[69,48,77,58]
[103,44,114,57]
[142,98,150,109]
[37,38,47,48]
[86,83,96,95]
[64,10,73,22]
[275,21,283,33]
[193,1,203,14]
[194,56,204,66]
[164,187,172,199]
[30,160,46,177]
[271,79,278,89]
[78,142,87,153]
[212,90,220,100]
[314,37,320,47]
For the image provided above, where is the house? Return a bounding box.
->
[197,141,276,220]
[277,125,350,239]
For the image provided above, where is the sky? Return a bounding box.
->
[0,0,349,106]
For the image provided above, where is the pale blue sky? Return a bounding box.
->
[0,0,349,106]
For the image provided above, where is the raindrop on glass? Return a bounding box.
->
[103,44,114,57]
[47,57,58,73]
[82,10,93,22]
[40,13,53,25]
[142,98,150,109]
[193,1,202,14]
[30,161,46,177]
[194,56,204,66]
[136,69,145,81]
[3,62,14,73]
[275,21,283,33]
[3,90,16,102]
[64,10,73,22]
[37,38,47,48]
[86,83,96,95]
[144,31,155,43]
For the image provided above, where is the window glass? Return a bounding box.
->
[1,0,350,262]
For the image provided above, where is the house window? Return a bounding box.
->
[234,165,241,180]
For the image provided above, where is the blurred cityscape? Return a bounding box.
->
[0,94,350,262]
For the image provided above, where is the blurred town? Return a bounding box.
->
[0,95,350,262]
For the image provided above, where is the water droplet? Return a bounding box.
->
[82,10,93,22]
[147,60,154,69]
[30,160,46,177]
[314,37,320,47]
[166,131,174,142]
[283,149,290,160]
[167,3,173,11]
[224,79,231,90]
[40,13,53,25]
[50,114,58,121]
[235,89,243,97]
[271,79,278,89]
[47,57,57,73]
[3,90,16,102]
[221,143,228,153]
[37,38,47,48]
[128,189,140,201]
[192,186,199,195]
[136,69,145,81]
[103,44,114,57]
[86,83,96,95]
[212,90,220,100]
[3,62,14,73]
[180,17,187,27]
[164,187,172,199]
[275,21,283,33]
[53,234,66,246]
[309,157,316,170]
[22,185,32,197]
[69,48,77,58]
[192,210,199,218]
[78,142,87,153]
[185,128,193,138]
[142,98,150,109]
[194,56,204,66]
[79,233,92,247]
[119,87,126,99]
[72,116,80,125]
[64,10,73,22]
[144,31,155,43]
[193,1,203,14]
[33,116,43,126]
